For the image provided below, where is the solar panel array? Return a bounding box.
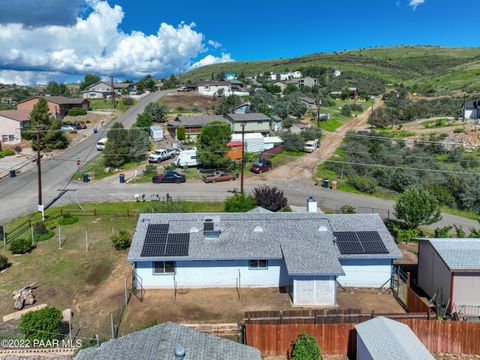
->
[141,224,190,257]
[333,231,388,255]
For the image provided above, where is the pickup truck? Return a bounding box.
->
[148,149,176,163]
[304,139,320,153]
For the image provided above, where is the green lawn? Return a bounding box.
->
[76,155,145,181]
[89,99,134,113]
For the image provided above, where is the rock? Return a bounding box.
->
[104,167,111,173]
[12,283,37,310]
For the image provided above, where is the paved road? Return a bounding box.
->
[0,90,173,223]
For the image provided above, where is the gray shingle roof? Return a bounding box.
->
[172,115,229,128]
[128,212,400,276]
[198,80,230,86]
[355,317,434,360]
[75,322,260,360]
[225,113,271,122]
[418,238,480,270]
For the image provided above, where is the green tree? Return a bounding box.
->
[136,75,156,93]
[253,185,288,212]
[177,126,186,141]
[135,112,153,131]
[290,333,322,360]
[340,204,357,214]
[128,127,149,162]
[224,193,256,212]
[280,133,304,151]
[104,122,130,167]
[215,95,241,115]
[19,306,63,342]
[145,102,168,122]
[197,121,232,168]
[462,177,480,214]
[284,84,298,95]
[79,73,100,91]
[111,230,131,250]
[46,81,69,96]
[394,186,442,229]
[29,98,69,151]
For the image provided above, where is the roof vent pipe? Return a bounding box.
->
[306,196,317,213]
[174,345,186,359]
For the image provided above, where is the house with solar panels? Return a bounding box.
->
[128,202,401,306]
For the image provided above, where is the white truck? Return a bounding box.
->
[304,139,320,153]
[96,138,108,151]
[148,149,176,163]
[174,148,201,167]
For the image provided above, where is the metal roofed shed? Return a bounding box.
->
[417,238,480,316]
[355,316,434,360]
[75,321,261,360]
[128,211,400,306]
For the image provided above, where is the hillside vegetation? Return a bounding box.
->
[182,46,480,93]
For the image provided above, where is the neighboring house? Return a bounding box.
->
[355,316,434,360]
[75,321,260,360]
[81,81,134,99]
[226,140,244,160]
[197,81,231,97]
[274,82,288,92]
[167,115,229,140]
[224,73,239,80]
[417,238,480,315]
[330,91,343,98]
[279,71,302,81]
[245,73,257,80]
[225,113,272,134]
[16,96,90,119]
[349,87,359,100]
[299,96,317,109]
[128,206,401,306]
[286,76,318,88]
[229,79,246,91]
[263,136,283,150]
[463,100,479,120]
[270,73,278,81]
[271,115,282,131]
[231,133,265,153]
[233,102,250,114]
[0,109,30,144]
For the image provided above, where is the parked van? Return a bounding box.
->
[96,138,108,151]
[175,148,200,167]
[304,139,320,153]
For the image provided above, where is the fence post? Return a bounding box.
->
[124,277,128,307]
[110,314,115,339]
[95,334,100,347]
[85,230,88,252]
[31,224,34,247]
[58,226,62,250]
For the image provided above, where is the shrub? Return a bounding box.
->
[144,164,157,175]
[224,193,256,212]
[122,97,134,106]
[111,230,131,250]
[177,126,186,141]
[0,255,9,270]
[19,306,63,342]
[290,333,322,360]
[9,238,34,254]
[340,204,356,214]
[280,133,305,152]
[253,185,288,212]
[31,230,55,242]
[58,215,79,226]
[453,127,465,134]
[67,108,87,116]
[349,175,377,194]
[390,225,421,243]
[340,105,352,117]
[34,222,48,234]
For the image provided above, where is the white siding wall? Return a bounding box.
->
[0,116,21,144]
[292,275,336,306]
[465,109,478,119]
[356,335,374,360]
[452,272,480,310]
[418,241,451,303]
[198,85,231,97]
[338,259,392,287]
[135,259,288,289]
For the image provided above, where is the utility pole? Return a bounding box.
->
[111,75,116,109]
[36,126,44,220]
[240,122,246,194]
[463,92,466,122]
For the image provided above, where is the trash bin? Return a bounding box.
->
[9,169,16,178]
[82,173,90,183]
[323,178,329,189]
[119,174,125,183]
[93,128,98,134]
[331,180,337,190]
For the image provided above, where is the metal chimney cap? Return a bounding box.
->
[308,196,316,202]
[175,345,186,358]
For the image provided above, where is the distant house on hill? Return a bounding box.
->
[285,76,317,88]
[16,96,89,119]
[233,102,250,114]
[299,96,317,109]
[224,73,239,80]
[167,115,229,140]
[463,100,480,120]
[81,81,134,99]
[348,87,359,100]
[197,80,231,97]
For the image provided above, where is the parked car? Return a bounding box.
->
[304,139,320,153]
[71,123,87,130]
[152,171,186,184]
[203,172,237,183]
[177,86,189,92]
[96,138,108,151]
[148,149,176,163]
[61,125,76,132]
[250,159,272,173]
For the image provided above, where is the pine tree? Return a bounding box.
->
[128,128,149,162]
[29,98,68,151]
[104,123,130,167]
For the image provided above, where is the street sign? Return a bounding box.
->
[76,157,81,166]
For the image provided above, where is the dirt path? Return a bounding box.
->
[261,98,383,182]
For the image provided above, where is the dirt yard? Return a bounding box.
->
[160,92,222,111]
[336,288,405,313]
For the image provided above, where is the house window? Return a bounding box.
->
[257,121,263,124]
[8,135,15,142]
[205,85,210,91]
[154,261,175,274]
[2,135,8,142]
[249,260,268,269]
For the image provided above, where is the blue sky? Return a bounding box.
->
[114,0,480,61]
[0,0,479,84]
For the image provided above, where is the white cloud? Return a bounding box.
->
[0,70,61,85]
[190,53,234,69]
[0,0,229,84]
[208,40,222,49]
[409,0,425,9]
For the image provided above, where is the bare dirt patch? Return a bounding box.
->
[336,289,405,313]
[160,92,222,111]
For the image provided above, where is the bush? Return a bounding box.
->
[349,175,377,194]
[390,224,421,243]
[19,306,63,342]
[144,164,157,175]
[9,238,34,254]
[31,230,55,242]
[111,230,131,250]
[122,97,134,106]
[224,193,257,212]
[253,185,288,212]
[0,148,15,158]
[67,108,87,116]
[58,215,79,226]
[340,204,356,214]
[340,105,352,117]
[280,133,305,152]
[290,333,322,360]
[177,126,186,141]
[0,254,9,270]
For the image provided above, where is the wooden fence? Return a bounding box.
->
[407,285,431,313]
[245,319,480,356]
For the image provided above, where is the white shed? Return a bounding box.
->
[231,133,265,153]
[150,125,164,141]
[263,136,283,150]
[355,317,434,360]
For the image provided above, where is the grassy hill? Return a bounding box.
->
[181,46,480,93]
